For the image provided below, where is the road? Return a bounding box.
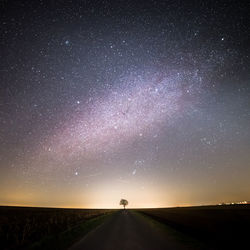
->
[69,210,203,250]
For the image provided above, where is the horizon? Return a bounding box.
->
[1,199,250,210]
[2,202,250,210]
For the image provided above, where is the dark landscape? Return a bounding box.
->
[0,206,115,249]
[137,204,250,249]
[1,205,250,249]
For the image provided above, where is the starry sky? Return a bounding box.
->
[0,0,250,208]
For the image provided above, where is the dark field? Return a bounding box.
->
[0,206,115,249]
[2,205,250,250]
[137,204,250,249]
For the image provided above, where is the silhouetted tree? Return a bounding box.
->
[120,199,128,209]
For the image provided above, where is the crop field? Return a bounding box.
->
[137,205,250,249]
[0,206,115,249]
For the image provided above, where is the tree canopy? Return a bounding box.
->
[120,199,128,209]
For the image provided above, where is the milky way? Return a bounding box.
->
[40,69,201,163]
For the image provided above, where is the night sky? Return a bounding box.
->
[0,0,249,208]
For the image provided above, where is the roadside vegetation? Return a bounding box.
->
[0,206,115,249]
[137,204,250,249]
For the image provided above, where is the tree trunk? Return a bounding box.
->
[123,205,125,210]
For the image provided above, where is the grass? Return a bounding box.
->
[136,204,250,249]
[29,212,113,250]
[0,206,115,249]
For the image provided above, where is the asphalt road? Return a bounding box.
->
[69,210,203,250]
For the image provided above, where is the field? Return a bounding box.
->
[2,205,250,249]
[137,204,250,249]
[0,206,115,249]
